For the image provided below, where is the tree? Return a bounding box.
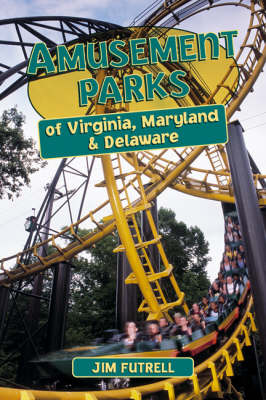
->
[0,107,46,200]
[65,208,211,345]
[0,210,210,381]
[158,207,211,305]
[65,233,118,346]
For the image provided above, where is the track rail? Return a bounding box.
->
[0,146,204,286]
[122,151,266,204]
[0,297,256,399]
[1,0,266,285]
[124,0,266,202]
[0,0,265,398]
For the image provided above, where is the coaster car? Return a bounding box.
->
[177,325,218,357]
[30,339,177,383]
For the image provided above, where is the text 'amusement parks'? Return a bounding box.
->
[27,30,237,105]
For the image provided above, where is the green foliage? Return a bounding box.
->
[180,270,211,306]
[1,207,211,370]
[0,210,210,383]
[0,279,51,383]
[0,106,46,200]
[65,208,210,345]
[158,207,211,306]
[65,233,117,346]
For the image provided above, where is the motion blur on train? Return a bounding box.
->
[29,213,250,391]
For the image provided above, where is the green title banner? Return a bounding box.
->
[38,104,227,159]
[72,357,193,378]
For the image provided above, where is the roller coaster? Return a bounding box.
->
[0,0,265,398]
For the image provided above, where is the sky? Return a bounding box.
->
[0,0,265,283]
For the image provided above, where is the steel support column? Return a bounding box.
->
[116,231,138,330]
[116,197,159,329]
[45,262,71,352]
[226,121,266,376]
[0,287,9,343]
[260,207,266,234]
[142,187,160,272]
[25,165,61,337]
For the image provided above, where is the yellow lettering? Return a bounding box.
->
[154,363,161,373]
[92,362,100,373]
[169,132,179,143]
[115,137,124,147]
[146,362,153,373]
[208,109,219,122]
[161,133,169,143]
[106,362,116,373]
[104,136,114,148]
[121,363,128,373]
[141,115,155,127]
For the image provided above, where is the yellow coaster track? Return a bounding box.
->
[0,297,257,399]
[0,0,265,398]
